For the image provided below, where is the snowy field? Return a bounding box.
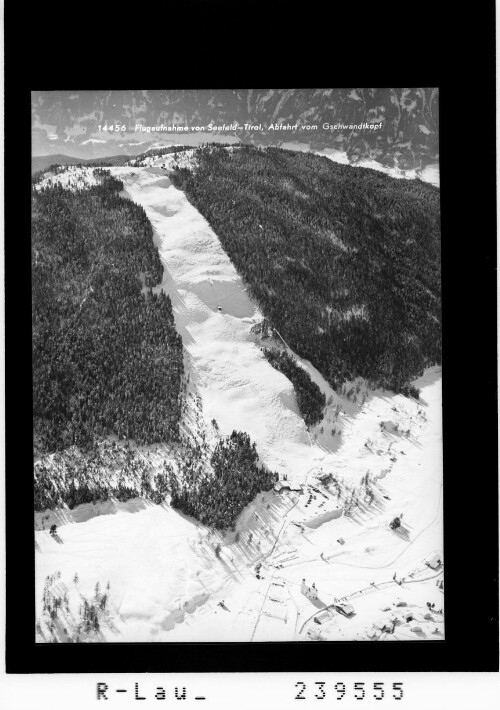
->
[35,157,443,642]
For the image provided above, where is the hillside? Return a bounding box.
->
[171,145,441,394]
[32,170,184,454]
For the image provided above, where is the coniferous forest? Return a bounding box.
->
[34,429,277,530]
[170,431,278,529]
[32,171,184,455]
[172,145,441,394]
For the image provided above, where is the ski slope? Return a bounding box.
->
[109,166,329,480]
[35,161,443,642]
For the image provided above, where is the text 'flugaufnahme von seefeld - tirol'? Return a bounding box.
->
[130,122,383,133]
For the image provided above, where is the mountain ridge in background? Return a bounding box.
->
[31,153,130,173]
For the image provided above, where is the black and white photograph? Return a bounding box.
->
[31,89,444,645]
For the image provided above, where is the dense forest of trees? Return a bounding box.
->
[170,431,278,529]
[262,348,325,427]
[34,441,174,511]
[32,171,184,454]
[34,429,276,530]
[172,145,441,394]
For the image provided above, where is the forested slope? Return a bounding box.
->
[171,146,441,393]
[32,171,184,454]
[170,430,278,529]
[262,348,325,427]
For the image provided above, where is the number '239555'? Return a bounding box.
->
[294,681,404,701]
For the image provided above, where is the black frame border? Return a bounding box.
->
[5,4,498,673]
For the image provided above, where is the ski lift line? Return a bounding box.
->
[273,327,293,352]
[282,579,301,635]
[249,575,276,641]
[252,496,301,573]
[346,568,443,601]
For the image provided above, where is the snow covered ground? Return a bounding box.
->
[128,149,198,169]
[34,165,103,192]
[35,158,443,642]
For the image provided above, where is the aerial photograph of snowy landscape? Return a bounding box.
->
[32,89,442,643]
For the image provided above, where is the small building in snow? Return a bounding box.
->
[424,551,442,570]
[301,579,318,601]
[334,601,355,617]
[274,481,303,494]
